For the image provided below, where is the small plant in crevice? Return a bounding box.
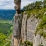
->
[24,41,33,46]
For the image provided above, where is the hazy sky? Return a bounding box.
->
[0,0,41,9]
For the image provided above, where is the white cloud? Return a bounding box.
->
[21,0,33,9]
[2,4,14,9]
[0,0,41,9]
[0,0,14,9]
[0,4,2,5]
[21,0,41,9]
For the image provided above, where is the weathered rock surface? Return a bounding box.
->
[21,13,46,46]
[27,16,38,42]
[21,14,38,42]
[21,13,27,43]
[12,13,22,46]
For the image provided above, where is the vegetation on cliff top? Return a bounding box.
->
[23,0,46,38]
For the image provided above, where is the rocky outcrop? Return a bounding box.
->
[33,34,41,46]
[33,34,46,46]
[21,14,38,43]
[12,0,21,46]
[21,13,46,46]
[13,13,22,46]
[21,12,27,43]
[27,16,38,42]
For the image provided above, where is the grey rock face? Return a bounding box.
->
[12,13,22,46]
[33,34,46,46]
[14,0,21,11]
[33,34,41,46]
[21,15,38,42]
[21,13,27,43]
[41,36,46,46]
[27,16,38,42]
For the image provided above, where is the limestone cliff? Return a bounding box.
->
[21,11,46,46]
[21,12,38,43]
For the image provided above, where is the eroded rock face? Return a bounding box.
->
[41,36,46,46]
[14,0,21,11]
[27,16,38,42]
[21,13,27,43]
[13,14,19,46]
[33,34,46,46]
[21,14,38,43]
[12,0,21,46]
[12,13,22,46]
[33,34,41,46]
[20,13,46,46]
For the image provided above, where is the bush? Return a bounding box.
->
[43,32,46,38]
[24,41,33,46]
[39,44,44,46]
[0,33,7,43]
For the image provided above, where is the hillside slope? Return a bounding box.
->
[0,20,13,46]
[0,10,16,20]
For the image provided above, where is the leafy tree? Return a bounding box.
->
[44,0,46,8]
[35,1,42,9]
[0,33,7,43]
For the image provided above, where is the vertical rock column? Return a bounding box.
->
[13,13,21,46]
[13,0,21,46]
[21,12,27,43]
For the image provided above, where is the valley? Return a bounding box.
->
[0,20,13,46]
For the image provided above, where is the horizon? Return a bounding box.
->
[0,9,15,10]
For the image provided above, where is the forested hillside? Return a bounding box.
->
[0,20,13,46]
[0,10,15,20]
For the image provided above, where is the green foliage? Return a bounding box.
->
[23,7,44,19]
[38,15,46,29]
[35,15,46,37]
[43,32,46,38]
[0,23,12,36]
[23,0,43,10]
[0,33,7,43]
[27,11,31,19]
[0,20,13,46]
[44,0,46,8]
[6,41,11,46]
[24,41,33,46]
[23,0,46,38]
[38,30,43,36]
[35,1,42,9]
[44,8,46,11]
[39,44,44,46]
[23,0,45,20]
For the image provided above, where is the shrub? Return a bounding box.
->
[24,41,33,46]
